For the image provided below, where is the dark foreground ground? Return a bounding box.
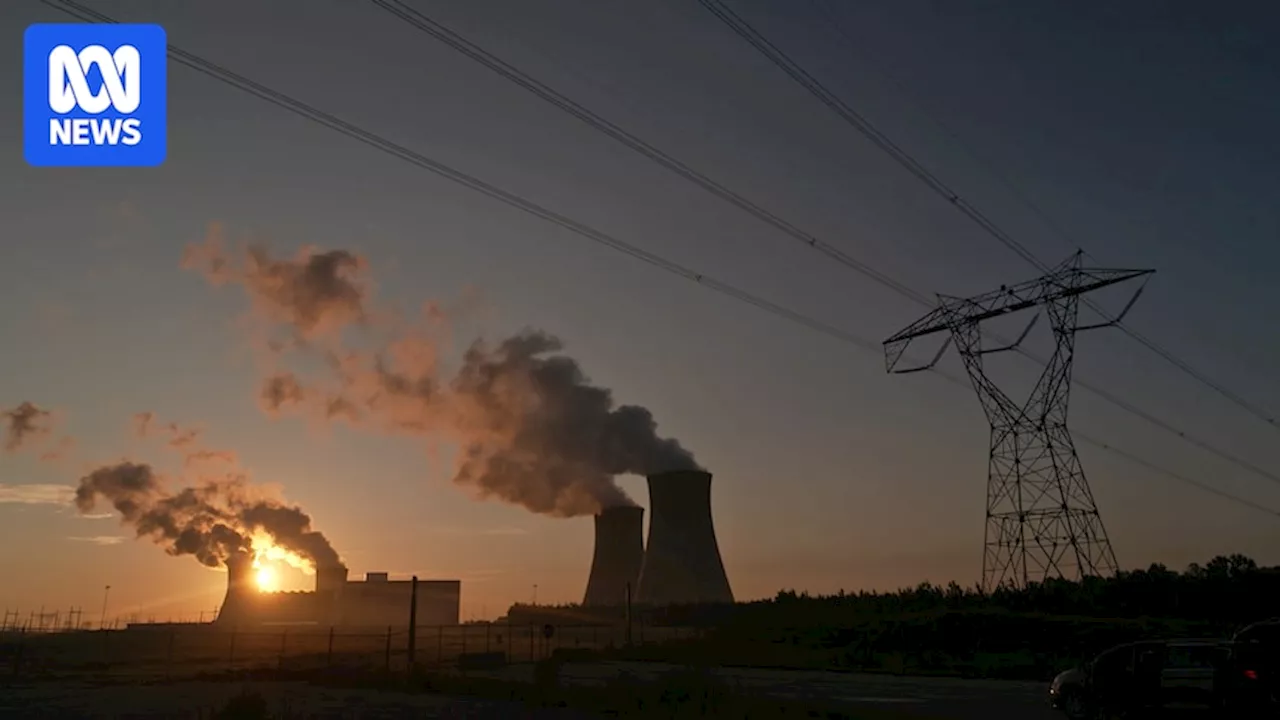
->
[0,679,596,719]
[0,659,1061,720]
[553,661,1058,719]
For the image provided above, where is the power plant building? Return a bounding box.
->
[217,552,460,627]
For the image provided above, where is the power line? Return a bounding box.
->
[698,0,1279,432]
[808,0,1087,260]
[364,0,1280,487]
[37,0,1280,522]
[367,0,931,306]
[808,0,1280,434]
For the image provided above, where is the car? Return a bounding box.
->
[1225,620,1280,712]
[1049,638,1233,718]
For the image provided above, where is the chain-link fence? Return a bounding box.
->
[0,622,703,680]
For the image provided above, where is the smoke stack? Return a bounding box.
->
[215,550,255,625]
[635,470,733,606]
[582,505,644,607]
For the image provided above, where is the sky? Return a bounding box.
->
[1,0,1277,625]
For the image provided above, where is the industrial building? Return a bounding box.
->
[582,470,734,607]
[216,552,460,627]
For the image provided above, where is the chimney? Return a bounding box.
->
[215,550,255,625]
[635,470,733,606]
[582,505,645,607]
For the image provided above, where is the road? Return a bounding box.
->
[0,662,1062,719]
[0,679,593,719]
[552,660,1061,719]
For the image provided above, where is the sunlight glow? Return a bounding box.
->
[248,531,315,593]
[255,567,276,592]
[250,531,312,574]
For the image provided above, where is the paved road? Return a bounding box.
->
[0,664,1063,719]
[554,661,1062,719]
[0,679,592,720]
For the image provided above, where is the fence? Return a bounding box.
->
[0,622,703,679]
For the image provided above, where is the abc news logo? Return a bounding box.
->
[23,24,168,167]
[48,44,144,147]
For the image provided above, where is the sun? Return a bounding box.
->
[255,567,277,592]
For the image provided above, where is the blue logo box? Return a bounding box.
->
[24,23,168,167]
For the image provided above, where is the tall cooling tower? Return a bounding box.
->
[582,505,645,606]
[635,470,734,605]
[215,551,255,625]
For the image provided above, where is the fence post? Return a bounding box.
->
[625,582,633,646]
[437,625,443,664]
[529,624,535,662]
[384,626,392,672]
[485,622,491,653]
[166,630,175,678]
[327,626,334,667]
[407,577,418,674]
[461,624,467,655]
[278,630,288,671]
[11,628,24,676]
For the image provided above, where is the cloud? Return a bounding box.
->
[2,402,54,453]
[431,526,529,537]
[458,568,506,583]
[79,512,115,520]
[0,483,75,505]
[39,436,76,462]
[133,412,238,468]
[480,527,529,536]
[67,535,125,546]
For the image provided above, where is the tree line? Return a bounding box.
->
[510,554,1275,629]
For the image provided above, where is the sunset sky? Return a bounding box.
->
[1,0,1277,625]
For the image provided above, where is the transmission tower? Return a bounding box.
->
[884,252,1153,591]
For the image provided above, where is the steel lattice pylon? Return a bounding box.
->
[884,252,1153,591]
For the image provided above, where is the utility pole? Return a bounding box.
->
[885,252,1152,591]
[532,584,537,606]
[100,585,111,630]
[407,576,418,672]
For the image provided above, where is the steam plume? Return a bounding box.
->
[134,413,237,467]
[181,225,368,339]
[186,234,700,517]
[74,460,339,569]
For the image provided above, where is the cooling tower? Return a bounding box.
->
[635,470,734,606]
[214,550,255,625]
[315,565,349,595]
[582,505,645,606]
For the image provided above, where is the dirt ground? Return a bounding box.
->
[0,678,594,719]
